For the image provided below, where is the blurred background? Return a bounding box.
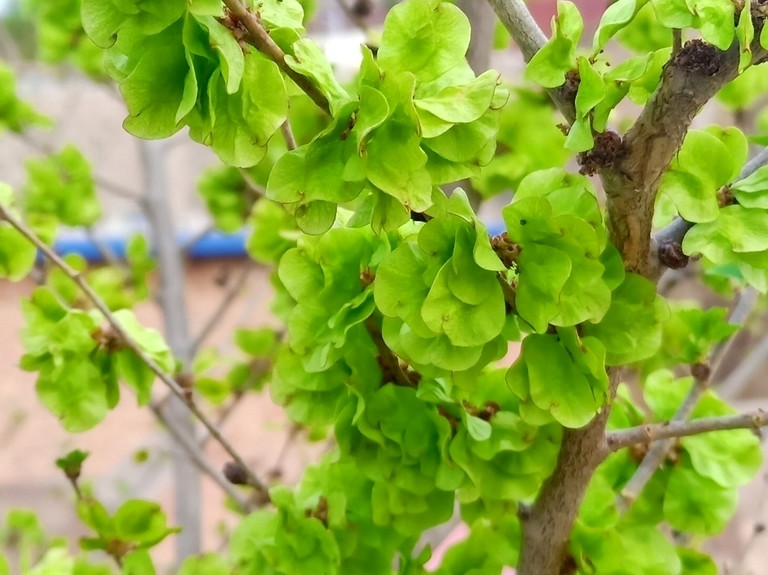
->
[1,1,767,573]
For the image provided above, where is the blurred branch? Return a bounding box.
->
[606,409,768,452]
[149,402,251,512]
[0,202,270,502]
[718,336,768,399]
[280,120,298,151]
[140,139,201,558]
[189,262,255,356]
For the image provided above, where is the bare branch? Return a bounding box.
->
[604,38,768,277]
[606,409,768,452]
[221,0,331,115]
[0,203,270,500]
[516,370,621,575]
[189,262,255,356]
[280,119,298,151]
[718,335,768,399]
[149,402,251,512]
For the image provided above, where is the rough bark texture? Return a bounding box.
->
[602,40,750,276]
[515,372,616,575]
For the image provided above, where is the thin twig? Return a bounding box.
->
[672,29,682,56]
[280,120,298,151]
[221,0,331,115]
[189,262,254,356]
[238,168,267,197]
[0,203,269,499]
[149,403,251,512]
[718,335,768,399]
[269,423,303,478]
[606,409,768,452]
[617,288,758,511]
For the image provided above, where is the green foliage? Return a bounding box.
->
[0,61,50,135]
[23,145,101,229]
[8,0,768,574]
[23,0,107,78]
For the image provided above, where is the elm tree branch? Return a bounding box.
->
[0,203,269,500]
[606,409,768,452]
[603,38,768,277]
[280,120,298,151]
[221,0,331,115]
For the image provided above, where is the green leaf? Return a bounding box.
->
[732,164,768,208]
[235,328,277,356]
[692,0,736,51]
[378,0,471,83]
[81,0,185,48]
[117,23,189,139]
[526,1,583,88]
[113,500,180,547]
[683,205,768,292]
[414,70,500,124]
[583,273,668,365]
[24,145,101,228]
[592,0,649,53]
[203,54,288,168]
[516,244,572,333]
[55,449,90,480]
[112,310,174,372]
[121,550,155,575]
[658,129,746,224]
[510,333,606,428]
[116,351,154,406]
[36,357,110,432]
[247,199,298,263]
[663,462,738,535]
[677,548,717,575]
[285,39,350,117]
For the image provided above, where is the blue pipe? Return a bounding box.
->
[53,221,506,263]
[53,230,250,262]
